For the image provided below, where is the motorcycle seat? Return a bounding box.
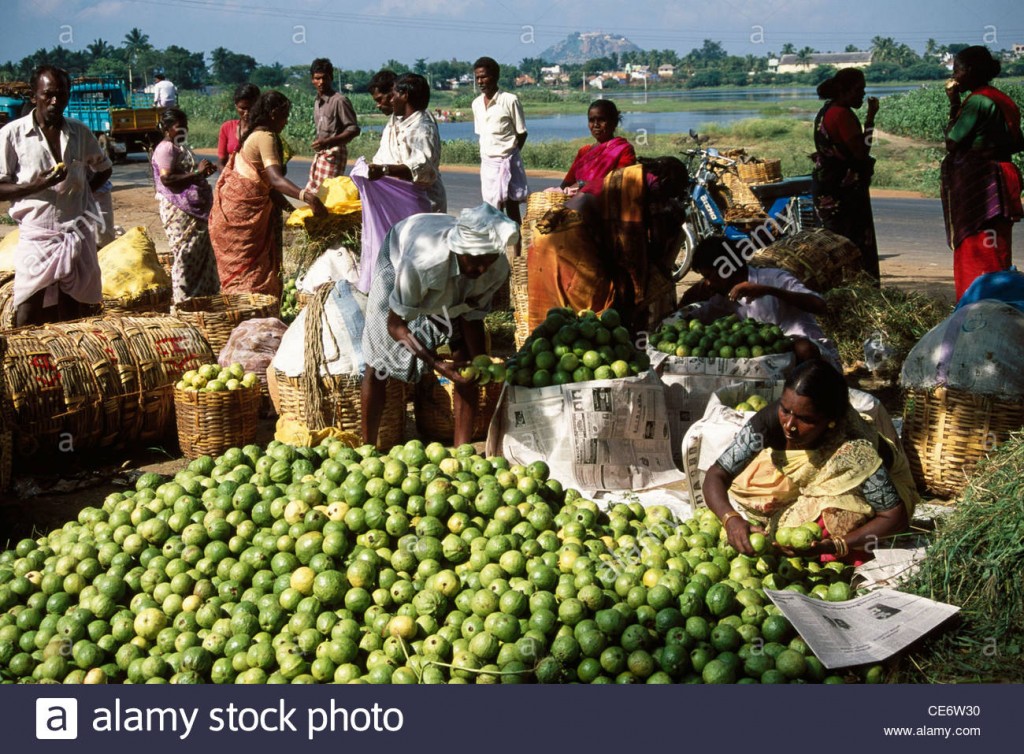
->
[749,175,813,203]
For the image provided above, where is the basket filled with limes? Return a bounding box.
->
[415,355,507,442]
[173,362,262,458]
[650,313,795,379]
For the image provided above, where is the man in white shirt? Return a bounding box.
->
[353,73,447,293]
[471,57,527,236]
[687,236,841,369]
[361,204,518,446]
[152,73,177,108]
[0,65,112,325]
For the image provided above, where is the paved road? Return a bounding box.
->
[111,154,949,270]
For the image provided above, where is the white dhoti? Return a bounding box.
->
[14,218,102,308]
[480,151,528,208]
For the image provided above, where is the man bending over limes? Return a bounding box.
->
[680,237,841,369]
[361,204,519,446]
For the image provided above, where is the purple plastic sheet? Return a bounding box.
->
[350,157,431,294]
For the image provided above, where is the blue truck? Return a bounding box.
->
[0,82,30,126]
[65,76,163,162]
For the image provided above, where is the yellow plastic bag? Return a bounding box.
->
[98,226,170,299]
[0,229,19,273]
[274,412,361,448]
[286,176,362,227]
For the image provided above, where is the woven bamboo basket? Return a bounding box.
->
[414,362,504,442]
[48,318,143,445]
[736,158,783,185]
[2,329,103,454]
[749,228,862,294]
[720,170,765,216]
[174,385,261,459]
[902,386,1024,499]
[0,276,16,329]
[0,426,12,491]
[103,285,172,317]
[172,293,278,357]
[272,368,406,450]
[116,315,215,442]
[511,253,530,350]
[522,191,568,254]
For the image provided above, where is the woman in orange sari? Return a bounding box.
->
[209,91,325,298]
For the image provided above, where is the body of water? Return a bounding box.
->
[386,85,920,143]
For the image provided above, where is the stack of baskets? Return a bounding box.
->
[174,383,261,459]
[102,286,171,316]
[0,273,16,329]
[414,360,505,443]
[1,314,213,455]
[172,293,278,358]
[749,229,862,294]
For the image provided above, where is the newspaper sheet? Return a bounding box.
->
[854,547,928,591]
[765,587,960,669]
[500,370,685,494]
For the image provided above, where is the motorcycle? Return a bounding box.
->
[671,130,820,281]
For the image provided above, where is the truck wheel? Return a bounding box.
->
[672,222,699,282]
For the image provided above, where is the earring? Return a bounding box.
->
[828,421,836,428]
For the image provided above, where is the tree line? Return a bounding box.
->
[2,30,1022,94]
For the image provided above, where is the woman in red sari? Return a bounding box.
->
[209,91,325,298]
[560,100,636,196]
[942,46,1024,301]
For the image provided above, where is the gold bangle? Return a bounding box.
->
[833,536,848,558]
[721,511,743,527]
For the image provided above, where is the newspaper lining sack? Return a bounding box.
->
[682,383,899,512]
[98,226,171,299]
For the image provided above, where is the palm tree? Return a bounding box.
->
[122,27,151,87]
[86,39,116,61]
[781,42,796,56]
[796,47,816,69]
[870,36,898,64]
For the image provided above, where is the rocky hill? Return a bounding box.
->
[539,32,642,65]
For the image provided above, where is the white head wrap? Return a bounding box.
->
[446,203,520,256]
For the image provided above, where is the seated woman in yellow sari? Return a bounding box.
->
[703,359,919,564]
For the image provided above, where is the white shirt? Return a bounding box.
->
[152,79,177,107]
[0,113,112,228]
[373,109,447,212]
[472,90,527,159]
[388,213,509,322]
[702,267,827,342]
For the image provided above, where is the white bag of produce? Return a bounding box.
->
[682,384,897,511]
[272,279,365,378]
[492,370,685,494]
[298,246,360,292]
[900,300,1024,398]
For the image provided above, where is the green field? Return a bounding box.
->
[179,81,1024,197]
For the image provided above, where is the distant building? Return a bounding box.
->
[657,64,675,78]
[540,65,562,84]
[1013,43,1024,59]
[515,74,536,87]
[775,51,873,74]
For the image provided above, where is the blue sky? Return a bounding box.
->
[7,0,1024,70]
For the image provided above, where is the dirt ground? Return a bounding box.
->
[0,187,956,541]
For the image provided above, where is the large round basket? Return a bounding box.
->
[0,275,16,329]
[171,293,278,358]
[414,364,504,443]
[272,368,406,450]
[522,191,568,253]
[736,158,782,185]
[103,285,172,317]
[902,385,1024,499]
[174,385,261,459]
[750,229,862,294]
